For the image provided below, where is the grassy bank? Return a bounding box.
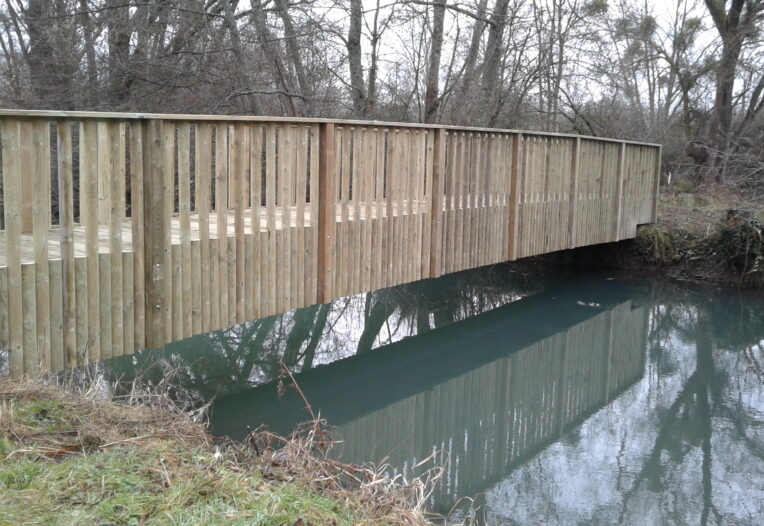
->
[562,184,764,287]
[0,378,432,525]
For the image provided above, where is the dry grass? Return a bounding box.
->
[1,373,441,525]
[657,183,763,238]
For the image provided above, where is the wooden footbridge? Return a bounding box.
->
[0,110,660,377]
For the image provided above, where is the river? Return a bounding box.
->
[103,265,764,525]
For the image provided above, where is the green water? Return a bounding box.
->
[103,266,764,524]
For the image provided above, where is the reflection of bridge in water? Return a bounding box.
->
[211,281,649,510]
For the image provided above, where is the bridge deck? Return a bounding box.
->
[0,201,432,265]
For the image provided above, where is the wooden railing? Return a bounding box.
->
[0,110,661,377]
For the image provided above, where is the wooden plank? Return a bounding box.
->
[385,130,395,287]
[232,123,247,322]
[21,264,37,375]
[316,122,336,304]
[391,129,403,286]
[57,121,77,368]
[340,127,351,296]
[18,121,32,235]
[296,125,308,308]
[122,253,135,356]
[265,124,278,314]
[364,128,375,292]
[171,244,182,340]
[460,133,470,270]
[227,236,236,325]
[445,132,456,274]
[48,260,63,371]
[251,124,263,316]
[1,119,23,376]
[191,239,202,335]
[614,142,626,241]
[99,253,112,360]
[143,119,171,348]
[74,258,88,367]
[178,123,193,336]
[97,121,111,225]
[418,130,429,279]
[508,134,522,261]
[0,110,662,147]
[129,122,146,351]
[195,123,212,332]
[279,125,293,312]
[351,127,362,292]
[214,123,229,326]
[309,124,321,304]
[374,129,385,290]
[108,122,125,357]
[567,133,581,248]
[0,270,7,363]
[31,119,51,372]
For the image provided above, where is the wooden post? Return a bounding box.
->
[143,119,172,349]
[651,145,662,222]
[567,137,581,249]
[613,142,626,241]
[429,128,447,278]
[316,122,336,304]
[507,133,522,261]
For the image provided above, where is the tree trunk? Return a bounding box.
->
[423,0,446,123]
[223,0,264,115]
[347,0,369,116]
[478,0,511,125]
[273,0,311,113]
[703,0,760,182]
[251,0,298,116]
[106,0,131,107]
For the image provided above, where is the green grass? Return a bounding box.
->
[0,440,366,525]
[1,385,409,526]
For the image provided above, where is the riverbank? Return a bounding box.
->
[560,185,764,287]
[0,378,433,525]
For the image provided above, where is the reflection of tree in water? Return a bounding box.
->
[103,264,544,403]
[485,282,764,526]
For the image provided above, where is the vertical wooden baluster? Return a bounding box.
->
[309,124,320,304]
[230,123,245,322]
[56,122,76,370]
[316,123,335,304]
[31,119,51,373]
[265,125,277,315]
[2,119,23,376]
[614,142,626,241]
[176,123,192,336]
[195,124,212,332]
[130,122,146,351]
[250,124,263,316]
[295,126,308,308]
[214,123,229,327]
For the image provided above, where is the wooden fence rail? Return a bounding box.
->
[0,110,661,377]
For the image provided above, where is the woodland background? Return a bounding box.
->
[0,0,762,187]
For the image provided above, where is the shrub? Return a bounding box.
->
[713,210,763,274]
[635,225,677,264]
